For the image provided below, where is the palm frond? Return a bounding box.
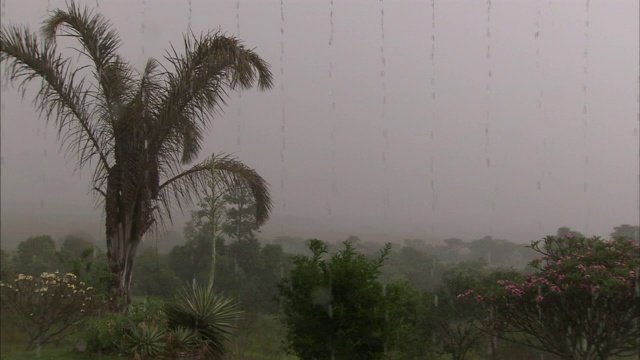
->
[156,153,272,226]
[0,24,111,181]
[152,30,273,166]
[41,0,131,110]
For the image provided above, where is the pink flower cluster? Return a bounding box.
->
[456,289,475,299]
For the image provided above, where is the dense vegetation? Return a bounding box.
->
[2,215,638,359]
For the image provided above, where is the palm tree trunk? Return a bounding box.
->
[105,168,151,311]
[106,229,141,311]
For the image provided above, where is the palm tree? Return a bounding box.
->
[0,2,274,309]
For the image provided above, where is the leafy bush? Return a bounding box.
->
[0,271,103,349]
[277,239,393,360]
[84,299,166,354]
[165,281,242,359]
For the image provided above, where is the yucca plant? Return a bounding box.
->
[167,326,199,352]
[122,322,166,359]
[164,281,242,359]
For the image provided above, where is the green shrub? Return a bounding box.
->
[84,299,166,355]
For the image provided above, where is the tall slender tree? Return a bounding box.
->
[0,2,273,309]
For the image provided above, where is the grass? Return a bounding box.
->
[0,348,121,360]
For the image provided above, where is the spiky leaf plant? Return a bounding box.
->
[164,281,242,359]
[122,322,166,359]
[167,326,199,352]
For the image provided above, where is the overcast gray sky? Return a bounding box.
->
[1,0,638,246]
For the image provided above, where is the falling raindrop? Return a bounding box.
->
[428,0,438,237]
[140,0,146,57]
[433,294,438,307]
[95,0,99,9]
[280,0,286,218]
[379,0,390,225]
[235,0,242,153]
[187,0,192,29]
[485,0,492,163]
[236,0,241,35]
[430,180,436,212]
[328,0,337,223]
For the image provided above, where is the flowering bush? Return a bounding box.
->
[462,235,640,360]
[0,271,103,349]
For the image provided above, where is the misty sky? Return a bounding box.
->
[1,0,638,246]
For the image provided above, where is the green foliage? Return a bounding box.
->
[0,347,121,360]
[132,247,182,298]
[610,224,639,243]
[0,272,103,350]
[83,299,166,354]
[1,249,13,281]
[59,235,95,259]
[383,281,431,359]
[164,281,242,359]
[430,262,504,360]
[277,239,393,360]
[384,244,444,292]
[171,198,290,313]
[222,186,261,242]
[556,226,585,239]
[13,236,59,276]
